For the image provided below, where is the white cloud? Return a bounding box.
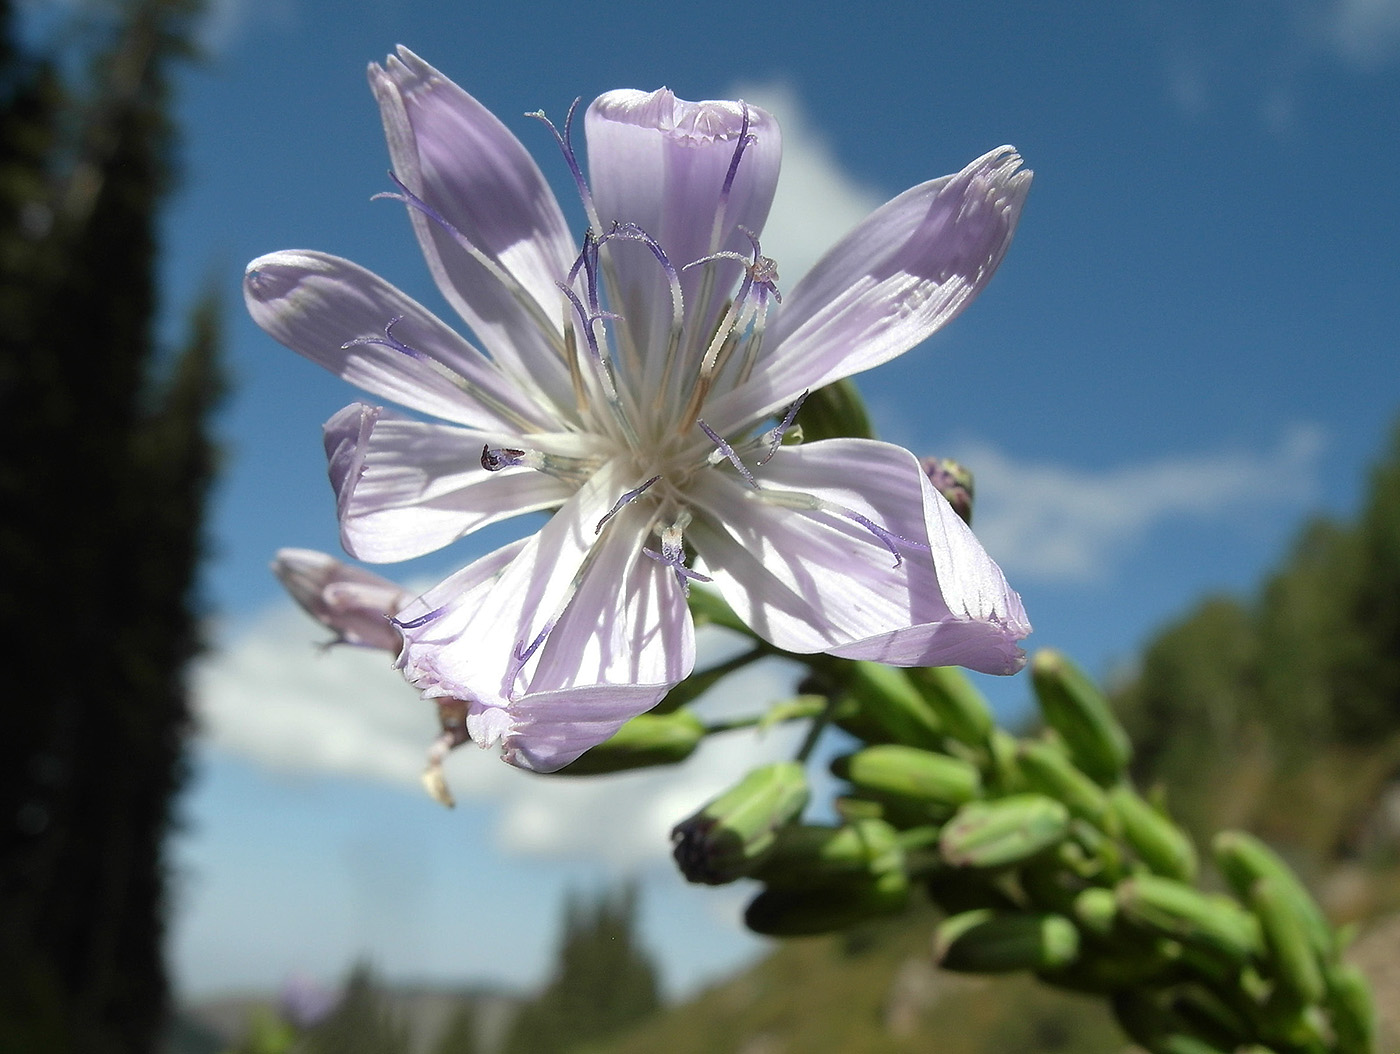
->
[193,613,806,868]
[727,82,886,287]
[1326,0,1400,66]
[960,424,1325,583]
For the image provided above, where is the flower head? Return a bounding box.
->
[245,48,1033,773]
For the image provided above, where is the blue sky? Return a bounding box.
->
[36,0,1400,1004]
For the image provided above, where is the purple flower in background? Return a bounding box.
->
[245,47,1033,773]
[272,547,411,652]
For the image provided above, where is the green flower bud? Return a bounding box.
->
[940,794,1071,869]
[1212,830,1332,959]
[794,377,874,442]
[744,869,908,936]
[1016,740,1109,823]
[671,762,809,885]
[1043,940,1179,995]
[1030,650,1131,785]
[1108,786,1198,882]
[832,744,981,815]
[933,908,1080,973]
[833,662,944,751]
[559,710,706,775]
[751,819,903,887]
[905,665,995,748]
[1072,886,1120,940]
[1111,992,1239,1054]
[1251,875,1325,1005]
[1115,876,1262,963]
[1323,961,1376,1053]
[1172,985,1254,1051]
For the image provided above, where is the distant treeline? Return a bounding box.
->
[1112,418,1400,847]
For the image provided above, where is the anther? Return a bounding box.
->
[526,99,602,233]
[758,391,808,465]
[697,420,758,488]
[390,605,448,631]
[644,523,712,595]
[595,475,662,534]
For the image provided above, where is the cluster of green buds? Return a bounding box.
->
[549,383,1374,1052]
[562,636,1376,1053]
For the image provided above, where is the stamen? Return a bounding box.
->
[757,489,932,568]
[758,391,808,465]
[526,99,603,234]
[697,420,758,488]
[680,228,783,426]
[390,605,448,631]
[601,223,685,338]
[342,317,537,433]
[708,103,754,255]
[479,443,601,484]
[644,521,712,595]
[595,475,661,534]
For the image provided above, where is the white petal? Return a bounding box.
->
[687,439,1029,673]
[370,48,578,412]
[244,250,547,431]
[322,406,579,562]
[585,90,781,405]
[704,148,1031,434]
[393,459,692,771]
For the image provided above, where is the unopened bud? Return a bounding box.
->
[1030,650,1132,786]
[1108,786,1198,881]
[744,869,908,936]
[1250,875,1326,1005]
[833,662,943,750]
[832,745,981,815]
[1212,830,1332,959]
[1071,887,1120,939]
[272,548,411,652]
[933,908,1080,973]
[940,794,1071,869]
[558,710,705,776]
[1016,740,1109,823]
[1115,875,1261,962]
[671,762,809,885]
[1324,961,1376,1052]
[752,819,903,886]
[905,665,994,747]
[794,377,874,442]
[921,457,975,525]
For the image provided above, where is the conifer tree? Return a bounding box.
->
[503,885,661,1054]
[0,1,218,1050]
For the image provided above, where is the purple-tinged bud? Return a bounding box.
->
[272,548,411,652]
[671,762,809,885]
[921,457,975,526]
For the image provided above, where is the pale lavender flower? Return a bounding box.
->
[245,48,1033,773]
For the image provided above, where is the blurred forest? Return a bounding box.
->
[583,423,1400,1054]
[0,0,221,1051]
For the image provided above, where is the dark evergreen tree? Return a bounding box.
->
[0,1,218,1051]
[503,885,661,1054]
[300,963,412,1054]
[431,1000,482,1054]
